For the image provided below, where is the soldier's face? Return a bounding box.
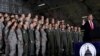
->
[38,20,42,24]
[45,24,48,29]
[20,21,23,25]
[46,18,49,23]
[33,18,38,22]
[68,27,71,30]
[61,20,64,24]
[12,19,16,22]
[4,13,8,17]
[71,26,73,29]
[6,17,10,21]
[14,22,17,27]
[52,19,55,23]
[41,16,44,20]
[7,21,12,26]
[41,21,44,24]
[49,24,52,28]
[37,25,40,29]
[15,15,19,18]
[42,25,46,29]
[67,24,70,27]
[35,15,38,19]
[55,24,58,28]
[30,24,34,28]
[41,18,44,21]
[41,17,44,24]
[21,14,25,18]
[78,27,81,31]
[33,22,36,27]
[74,27,78,31]
[57,21,60,25]
[26,17,30,21]
[62,25,65,29]
[1,17,4,22]
[25,22,29,26]
[28,13,31,17]
[24,24,28,29]
[0,13,2,17]
[11,15,15,18]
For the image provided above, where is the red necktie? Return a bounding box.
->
[90,21,94,30]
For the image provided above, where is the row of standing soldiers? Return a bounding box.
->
[0,13,83,56]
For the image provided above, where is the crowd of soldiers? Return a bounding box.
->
[0,13,83,56]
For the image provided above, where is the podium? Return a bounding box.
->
[89,27,100,42]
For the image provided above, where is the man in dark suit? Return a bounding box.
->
[81,14,96,42]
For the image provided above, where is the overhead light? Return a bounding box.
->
[38,3,45,7]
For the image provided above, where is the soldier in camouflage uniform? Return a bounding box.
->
[4,21,12,56]
[29,22,36,56]
[66,26,73,56]
[0,16,4,53]
[8,22,17,56]
[35,24,41,56]
[73,27,79,43]
[78,27,83,42]
[40,25,47,56]
[53,23,61,56]
[22,21,29,56]
[16,21,23,56]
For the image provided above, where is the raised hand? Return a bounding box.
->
[82,19,86,25]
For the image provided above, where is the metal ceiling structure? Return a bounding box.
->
[0,0,99,25]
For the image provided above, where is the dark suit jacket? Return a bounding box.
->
[81,20,96,41]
